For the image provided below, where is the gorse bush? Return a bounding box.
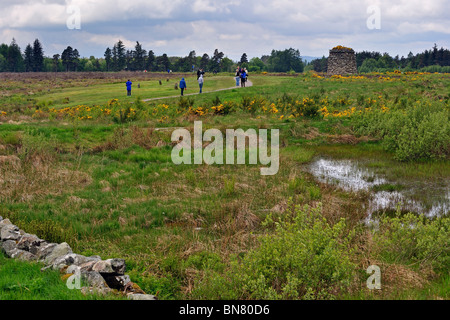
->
[191,203,356,300]
[353,102,450,161]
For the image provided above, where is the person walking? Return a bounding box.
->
[235,68,241,86]
[126,79,132,96]
[179,77,187,96]
[240,69,247,87]
[197,68,205,80]
[198,74,204,94]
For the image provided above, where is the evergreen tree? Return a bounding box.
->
[187,50,196,71]
[104,47,112,71]
[209,49,224,72]
[24,44,33,72]
[147,50,155,71]
[61,46,73,71]
[200,53,209,70]
[112,44,118,71]
[156,53,170,71]
[240,53,248,64]
[134,41,147,71]
[116,40,126,71]
[7,39,23,72]
[72,49,80,71]
[32,39,44,72]
[52,54,60,72]
[61,46,79,71]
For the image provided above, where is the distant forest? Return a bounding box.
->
[307,44,450,73]
[0,38,449,73]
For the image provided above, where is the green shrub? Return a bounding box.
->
[190,203,356,300]
[371,212,450,273]
[353,102,449,161]
[112,106,138,124]
[177,96,195,110]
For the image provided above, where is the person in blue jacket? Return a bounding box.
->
[240,70,246,87]
[179,78,187,96]
[126,79,132,96]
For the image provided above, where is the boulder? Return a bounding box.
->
[17,234,43,252]
[103,274,131,291]
[13,250,37,261]
[35,242,57,260]
[51,253,100,270]
[43,242,72,264]
[2,240,18,256]
[81,271,110,291]
[66,265,81,275]
[92,259,125,275]
[79,260,97,272]
[0,219,13,233]
[1,224,21,241]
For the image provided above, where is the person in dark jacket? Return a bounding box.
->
[197,69,205,80]
[179,78,187,96]
[240,70,246,87]
[126,79,132,96]
[235,68,241,86]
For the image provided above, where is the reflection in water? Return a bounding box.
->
[308,158,449,219]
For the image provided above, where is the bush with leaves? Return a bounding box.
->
[353,102,449,161]
[190,203,356,300]
[371,212,450,273]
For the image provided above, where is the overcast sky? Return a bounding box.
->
[1,0,449,61]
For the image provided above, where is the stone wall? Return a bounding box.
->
[0,215,156,300]
[327,48,358,76]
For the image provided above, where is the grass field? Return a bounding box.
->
[0,71,449,300]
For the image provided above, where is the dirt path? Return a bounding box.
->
[142,78,253,102]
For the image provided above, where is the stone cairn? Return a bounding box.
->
[327,46,358,76]
[0,215,156,300]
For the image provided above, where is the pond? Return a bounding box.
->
[307,158,449,220]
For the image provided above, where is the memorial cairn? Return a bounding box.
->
[327,45,358,76]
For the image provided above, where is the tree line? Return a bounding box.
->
[1,38,448,74]
[307,44,450,73]
[0,38,305,73]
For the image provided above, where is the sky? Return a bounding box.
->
[0,0,449,61]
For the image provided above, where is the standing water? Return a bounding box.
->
[308,158,449,219]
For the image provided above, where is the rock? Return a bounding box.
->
[79,260,97,272]
[81,271,110,290]
[92,258,125,275]
[2,240,18,256]
[123,281,146,294]
[0,216,3,222]
[1,224,21,241]
[17,234,43,251]
[103,274,131,290]
[51,253,85,269]
[66,265,81,275]
[13,250,37,261]
[51,253,100,270]
[0,219,13,233]
[43,242,72,264]
[35,242,57,260]
[127,294,158,301]
[81,285,112,296]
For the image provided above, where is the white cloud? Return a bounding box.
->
[0,0,448,59]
